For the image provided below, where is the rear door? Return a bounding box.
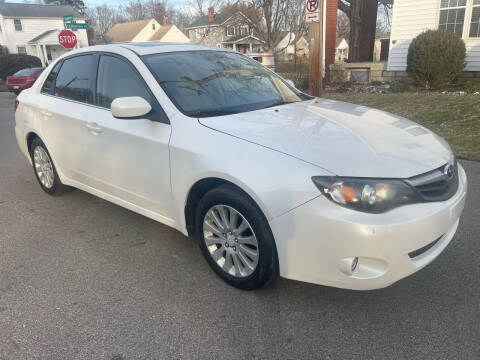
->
[39,54,95,182]
[81,54,173,220]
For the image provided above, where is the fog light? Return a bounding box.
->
[351,257,359,272]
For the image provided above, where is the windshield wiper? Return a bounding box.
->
[263,100,299,109]
[189,109,239,118]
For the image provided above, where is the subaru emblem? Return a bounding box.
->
[443,164,454,180]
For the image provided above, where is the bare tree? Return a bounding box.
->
[85,4,118,36]
[337,10,350,41]
[185,0,224,17]
[246,0,293,52]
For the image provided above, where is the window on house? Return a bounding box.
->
[14,19,22,31]
[470,0,480,37]
[17,46,26,55]
[439,0,466,36]
[227,26,234,36]
[152,23,156,31]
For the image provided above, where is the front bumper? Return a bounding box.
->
[270,164,468,290]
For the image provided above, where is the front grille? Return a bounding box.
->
[408,236,442,259]
[404,161,459,202]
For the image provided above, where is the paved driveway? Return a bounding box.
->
[0,92,479,359]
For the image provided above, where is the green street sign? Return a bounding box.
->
[66,22,88,30]
[63,14,74,23]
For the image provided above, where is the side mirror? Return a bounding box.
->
[111,96,152,119]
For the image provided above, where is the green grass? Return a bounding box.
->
[323,92,480,161]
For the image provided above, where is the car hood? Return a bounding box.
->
[198,99,453,178]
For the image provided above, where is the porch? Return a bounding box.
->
[28,29,76,66]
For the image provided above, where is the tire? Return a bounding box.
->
[30,137,72,196]
[195,184,279,290]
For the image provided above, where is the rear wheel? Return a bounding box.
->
[195,184,278,290]
[30,137,72,196]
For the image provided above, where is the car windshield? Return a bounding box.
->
[13,68,39,76]
[143,51,311,118]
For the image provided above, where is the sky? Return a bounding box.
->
[8,0,188,7]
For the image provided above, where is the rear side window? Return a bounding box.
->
[41,62,61,94]
[54,55,94,104]
[95,55,152,109]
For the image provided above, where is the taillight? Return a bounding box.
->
[14,99,19,113]
[25,76,35,82]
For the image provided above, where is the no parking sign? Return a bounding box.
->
[306,0,320,22]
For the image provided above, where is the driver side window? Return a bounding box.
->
[96,55,152,109]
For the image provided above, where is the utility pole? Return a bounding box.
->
[308,0,324,97]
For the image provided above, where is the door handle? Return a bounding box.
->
[86,122,103,135]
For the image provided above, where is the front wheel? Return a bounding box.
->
[195,184,279,290]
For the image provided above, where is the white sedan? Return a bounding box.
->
[14,43,467,290]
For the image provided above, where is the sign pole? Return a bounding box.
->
[308,0,324,97]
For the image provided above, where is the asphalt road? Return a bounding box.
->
[0,92,479,360]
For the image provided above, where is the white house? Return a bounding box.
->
[105,17,190,44]
[0,2,89,67]
[274,32,309,61]
[388,0,480,72]
[335,38,349,61]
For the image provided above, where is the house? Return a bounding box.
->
[335,38,348,61]
[274,32,309,61]
[185,8,264,53]
[388,0,480,72]
[0,2,89,66]
[105,17,189,44]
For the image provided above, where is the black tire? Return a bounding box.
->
[30,137,73,196]
[195,184,279,290]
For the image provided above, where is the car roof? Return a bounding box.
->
[85,42,232,56]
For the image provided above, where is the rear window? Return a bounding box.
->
[13,68,39,76]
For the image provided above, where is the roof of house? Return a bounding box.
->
[106,19,151,42]
[29,29,56,44]
[186,12,234,28]
[149,24,172,41]
[336,38,348,47]
[0,3,82,18]
[222,34,261,44]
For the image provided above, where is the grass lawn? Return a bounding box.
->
[323,92,480,161]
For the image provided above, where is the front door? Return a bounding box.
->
[81,54,173,221]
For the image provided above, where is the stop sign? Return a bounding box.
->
[58,30,77,49]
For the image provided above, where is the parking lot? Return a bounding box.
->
[0,91,479,359]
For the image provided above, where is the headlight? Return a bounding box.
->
[312,176,421,213]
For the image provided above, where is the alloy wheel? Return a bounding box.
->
[203,205,259,278]
[33,146,54,189]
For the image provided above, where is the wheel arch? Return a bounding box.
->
[26,131,40,155]
[183,177,271,238]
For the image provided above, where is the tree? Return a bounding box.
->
[44,0,86,15]
[185,0,224,17]
[245,0,294,52]
[338,0,392,62]
[337,10,350,40]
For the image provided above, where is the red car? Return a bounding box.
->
[6,67,43,95]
